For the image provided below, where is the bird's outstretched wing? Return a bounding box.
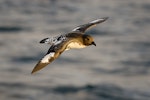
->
[31,39,68,74]
[31,51,56,74]
[72,17,108,33]
[39,34,67,45]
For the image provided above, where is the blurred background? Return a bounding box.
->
[0,0,150,100]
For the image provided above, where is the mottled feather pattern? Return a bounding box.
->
[40,34,67,45]
[31,18,108,74]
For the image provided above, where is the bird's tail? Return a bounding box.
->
[39,38,51,44]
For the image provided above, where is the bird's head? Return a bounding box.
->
[82,35,96,46]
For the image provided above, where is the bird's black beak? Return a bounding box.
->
[91,42,96,46]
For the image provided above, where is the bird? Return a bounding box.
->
[31,17,108,74]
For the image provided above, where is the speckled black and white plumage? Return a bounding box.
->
[31,17,108,74]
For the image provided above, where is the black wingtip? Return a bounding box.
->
[39,38,49,44]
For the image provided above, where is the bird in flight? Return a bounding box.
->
[31,17,108,74]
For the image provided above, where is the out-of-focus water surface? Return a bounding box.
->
[0,0,150,100]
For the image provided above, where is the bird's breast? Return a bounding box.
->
[65,41,86,50]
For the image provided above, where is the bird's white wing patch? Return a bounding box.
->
[90,19,103,24]
[41,52,55,63]
[72,27,80,32]
[90,17,109,24]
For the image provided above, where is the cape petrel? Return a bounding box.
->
[31,17,108,74]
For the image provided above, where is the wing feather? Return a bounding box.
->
[72,17,108,33]
[31,41,67,74]
[31,52,56,74]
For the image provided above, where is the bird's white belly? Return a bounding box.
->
[66,42,86,50]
